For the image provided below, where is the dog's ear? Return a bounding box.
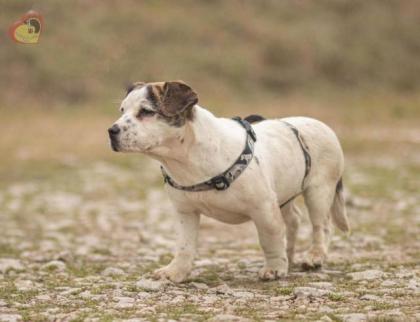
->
[126,82,145,95]
[160,81,198,116]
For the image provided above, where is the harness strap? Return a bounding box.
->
[282,121,311,190]
[278,121,312,207]
[161,117,256,192]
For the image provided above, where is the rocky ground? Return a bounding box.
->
[0,156,418,321]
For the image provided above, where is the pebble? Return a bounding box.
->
[319,315,333,322]
[347,270,384,281]
[190,282,208,290]
[212,284,233,295]
[0,259,24,273]
[307,282,334,290]
[208,314,251,322]
[36,294,51,301]
[14,279,34,291]
[136,278,167,291]
[360,294,381,301]
[380,280,398,287]
[294,287,329,298]
[232,291,254,299]
[102,267,125,277]
[407,278,419,292]
[114,297,135,309]
[0,314,22,322]
[340,313,367,322]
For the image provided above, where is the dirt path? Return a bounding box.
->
[0,158,418,321]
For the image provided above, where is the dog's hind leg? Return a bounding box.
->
[302,183,336,270]
[280,200,301,266]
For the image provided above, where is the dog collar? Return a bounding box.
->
[160,117,256,192]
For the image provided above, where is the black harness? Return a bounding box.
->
[161,117,256,191]
[160,117,311,197]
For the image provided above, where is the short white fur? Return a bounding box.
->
[111,86,349,282]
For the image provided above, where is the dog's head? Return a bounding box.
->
[108,81,198,153]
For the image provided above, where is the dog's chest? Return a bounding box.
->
[170,190,251,224]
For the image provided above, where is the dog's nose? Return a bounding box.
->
[108,124,121,136]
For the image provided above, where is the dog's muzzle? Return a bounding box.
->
[108,124,121,151]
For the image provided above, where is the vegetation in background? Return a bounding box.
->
[1,0,420,109]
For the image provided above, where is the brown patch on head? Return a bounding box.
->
[146,81,198,126]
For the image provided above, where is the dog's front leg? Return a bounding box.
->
[154,212,200,283]
[253,202,288,280]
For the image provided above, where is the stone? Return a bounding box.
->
[79,291,92,299]
[307,282,334,290]
[114,296,135,309]
[319,316,333,322]
[380,280,398,287]
[294,287,329,298]
[340,313,367,322]
[360,294,381,301]
[407,278,419,292]
[208,314,251,322]
[232,291,254,299]
[14,280,34,291]
[0,300,6,307]
[41,260,66,272]
[102,267,125,277]
[190,282,208,290]
[36,294,51,301]
[347,270,384,281]
[135,278,166,291]
[0,314,22,322]
[195,259,214,267]
[0,259,24,273]
[212,284,233,295]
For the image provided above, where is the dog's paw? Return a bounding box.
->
[301,248,327,271]
[258,266,287,281]
[153,265,189,283]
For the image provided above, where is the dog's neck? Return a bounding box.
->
[151,105,246,186]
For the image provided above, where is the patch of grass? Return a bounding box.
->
[274,287,294,296]
[189,268,222,286]
[67,261,108,278]
[372,302,394,311]
[91,284,116,294]
[0,243,20,257]
[328,292,345,302]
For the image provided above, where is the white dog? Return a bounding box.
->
[108,81,349,283]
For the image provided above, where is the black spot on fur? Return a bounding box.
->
[244,114,266,124]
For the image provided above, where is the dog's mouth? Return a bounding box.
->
[109,138,120,152]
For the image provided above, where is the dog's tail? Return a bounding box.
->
[331,178,350,233]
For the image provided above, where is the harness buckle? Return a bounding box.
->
[212,175,230,190]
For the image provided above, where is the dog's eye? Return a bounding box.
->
[137,108,156,118]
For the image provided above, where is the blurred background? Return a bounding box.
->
[1,0,419,169]
[0,1,419,320]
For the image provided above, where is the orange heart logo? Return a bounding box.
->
[9,10,44,44]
